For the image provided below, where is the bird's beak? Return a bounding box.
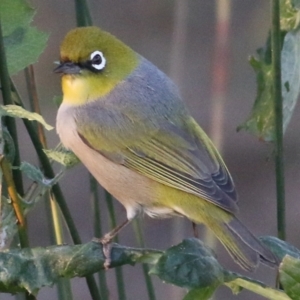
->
[54,62,81,74]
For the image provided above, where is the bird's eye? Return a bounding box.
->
[90,50,106,70]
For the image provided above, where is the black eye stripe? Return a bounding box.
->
[78,61,104,73]
[68,51,106,73]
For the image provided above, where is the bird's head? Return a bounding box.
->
[55,26,139,105]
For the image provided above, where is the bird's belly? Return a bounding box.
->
[56,104,175,220]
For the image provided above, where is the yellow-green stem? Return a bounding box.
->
[0,156,26,229]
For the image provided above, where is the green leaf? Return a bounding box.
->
[281,29,300,132]
[0,160,59,248]
[148,239,289,299]
[53,95,63,108]
[0,196,16,248]
[226,276,291,300]
[280,0,300,31]
[239,1,300,142]
[150,238,224,290]
[239,27,300,141]
[237,41,275,142]
[19,162,58,187]
[183,287,215,300]
[260,236,300,262]
[292,0,300,9]
[0,190,45,249]
[0,0,34,35]
[0,105,53,130]
[0,242,162,294]
[279,255,300,300]
[5,26,49,75]
[43,148,80,168]
[1,0,49,75]
[2,126,15,163]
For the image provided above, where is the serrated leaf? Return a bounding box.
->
[1,196,28,250]
[0,181,58,249]
[0,243,99,294]
[0,196,16,249]
[260,236,300,262]
[183,287,215,300]
[149,238,289,299]
[0,242,161,294]
[19,162,57,187]
[280,255,300,300]
[43,148,80,168]
[238,43,275,141]
[280,0,300,31]
[1,0,49,75]
[150,238,224,290]
[0,161,58,249]
[0,105,53,130]
[239,27,300,141]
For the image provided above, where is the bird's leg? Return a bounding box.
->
[192,222,199,238]
[101,219,131,244]
[93,219,131,270]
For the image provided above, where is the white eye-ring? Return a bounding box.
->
[90,50,106,70]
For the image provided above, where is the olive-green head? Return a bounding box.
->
[55,26,139,105]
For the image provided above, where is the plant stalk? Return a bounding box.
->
[90,176,109,300]
[0,16,24,196]
[10,81,100,300]
[0,17,35,300]
[24,64,73,300]
[74,0,92,26]
[271,0,285,240]
[105,192,127,300]
[132,219,156,300]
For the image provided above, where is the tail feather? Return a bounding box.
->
[164,191,278,271]
[210,217,278,271]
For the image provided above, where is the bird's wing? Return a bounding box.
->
[76,107,238,213]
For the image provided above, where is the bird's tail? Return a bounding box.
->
[207,216,278,271]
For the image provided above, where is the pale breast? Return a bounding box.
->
[56,103,168,220]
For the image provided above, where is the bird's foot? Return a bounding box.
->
[93,219,131,270]
[93,236,113,270]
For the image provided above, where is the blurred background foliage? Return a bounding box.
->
[1,0,300,299]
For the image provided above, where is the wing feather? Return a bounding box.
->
[76,105,238,213]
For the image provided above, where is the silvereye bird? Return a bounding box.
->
[55,26,277,271]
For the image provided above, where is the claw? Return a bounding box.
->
[93,219,131,270]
